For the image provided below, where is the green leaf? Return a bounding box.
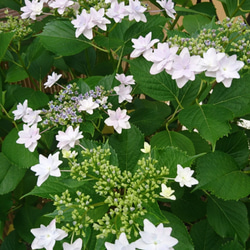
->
[0,32,15,63]
[109,124,144,172]
[151,130,195,155]
[218,0,250,17]
[38,20,91,56]
[129,99,171,136]
[183,15,212,34]
[5,64,28,83]
[216,131,249,169]
[152,147,193,178]
[0,231,27,250]
[178,104,233,147]
[175,6,212,17]
[129,57,179,101]
[180,131,211,154]
[171,190,206,223]
[0,153,26,195]
[162,211,194,250]
[2,128,38,169]
[190,2,217,17]
[208,73,250,117]
[196,151,250,200]
[220,239,245,250]
[190,220,224,249]
[207,196,249,244]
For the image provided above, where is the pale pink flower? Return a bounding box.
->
[174,164,199,187]
[23,109,42,126]
[44,72,62,88]
[170,47,205,88]
[203,48,226,73]
[106,1,127,23]
[16,124,41,152]
[78,97,99,114]
[156,0,176,19]
[131,32,159,58]
[31,219,67,250]
[105,108,131,134]
[146,42,178,75]
[105,233,135,250]
[56,126,83,150]
[48,0,74,15]
[21,0,43,20]
[71,9,94,39]
[125,0,147,22]
[134,219,178,249]
[114,84,133,103]
[115,73,135,85]
[63,238,82,250]
[31,152,62,186]
[160,184,176,200]
[90,7,111,31]
[211,54,244,88]
[12,100,30,120]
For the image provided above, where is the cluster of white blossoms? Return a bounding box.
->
[20,0,176,38]
[131,33,245,88]
[105,219,178,250]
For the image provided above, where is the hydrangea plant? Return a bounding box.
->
[0,0,250,249]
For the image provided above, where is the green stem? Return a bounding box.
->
[231,0,246,17]
[85,41,109,53]
[0,104,18,130]
[116,46,125,73]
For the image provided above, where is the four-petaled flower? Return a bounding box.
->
[56,126,83,150]
[22,109,42,126]
[12,100,30,121]
[174,164,199,187]
[134,219,178,249]
[31,219,68,250]
[105,108,131,134]
[125,0,147,22]
[131,32,159,58]
[106,1,127,23]
[21,0,43,20]
[31,152,62,186]
[160,183,176,200]
[114,84,133,103]
[63,238,83,250]
[115,73,135,85]
[44,72,62,89]
[48,0,74,15]
[105,233,135,250]
[16,124,41,152]
[78,96,99,114]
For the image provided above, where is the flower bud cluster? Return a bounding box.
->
[78,0,107,11]
[53,190,94,237]
[41,83,112,128]
[0,10,32,39]
[167,17,249,60]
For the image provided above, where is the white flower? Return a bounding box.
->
[16,124,41,152]
[44,72,62,89]
[48,0,74,14]
[213,54,244,88]
[56,126,83,150]
[131,32,159,58]
[71,9,94,39]
[156,0,176,19]
[12,100,30,120]
[160,184,176,200]
[170,47,205,88]
[134,219,178,249]
[146,42,178,75]
[22,109,42,126]
[174,164,199,187]
[104,108,131,134]
[115,73,135,85]
[90,7,111,31]
[141,142,151,153]
[203,48,225,73]
[21,0,43,20]
[63,238,82,250]
[31,219,68,250]
[106,1,127,23]
[78,96,99,114]
[114,84,133,103]
[238,119,250,129]
[125,0,147,23]
[105,233,135,250]
[31,152,62,186]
